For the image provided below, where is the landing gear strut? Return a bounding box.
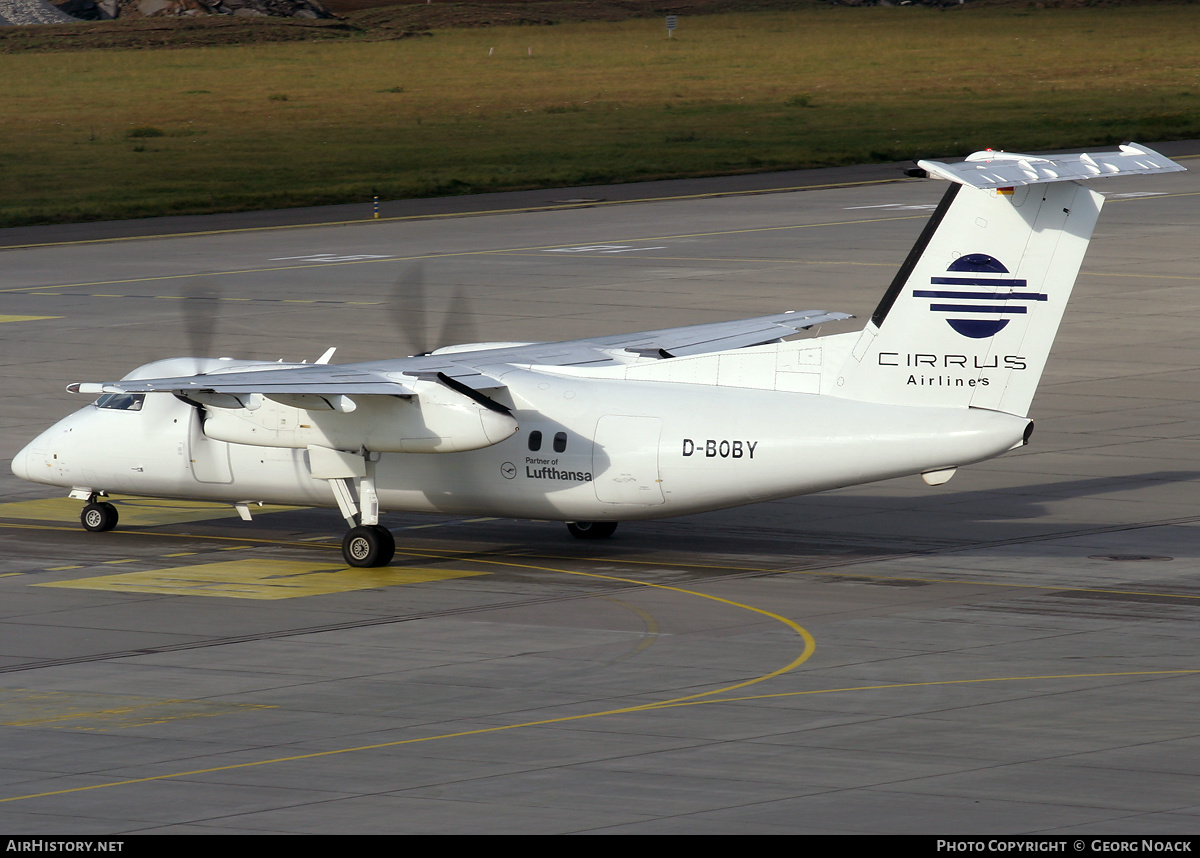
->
[314,452,396,567]
[566,521,618,539]
[81,501,119,533]
[342,524,395,567]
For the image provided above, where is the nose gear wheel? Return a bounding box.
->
[81,502,119,533]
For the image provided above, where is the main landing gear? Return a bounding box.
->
[342,524,395,568]
[566,521,618,539]
[317,457,397,567]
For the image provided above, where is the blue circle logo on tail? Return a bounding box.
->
[913,253,1047,339]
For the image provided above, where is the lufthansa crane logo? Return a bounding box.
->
[913,253,1048,339]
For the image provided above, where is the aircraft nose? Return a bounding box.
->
[11,441,33,481]
[11,429,57,485]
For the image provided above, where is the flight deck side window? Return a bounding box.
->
[553,432,567,453]
[528,430,542,452]
[94,393,145,412]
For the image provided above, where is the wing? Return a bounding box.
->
[74,366,418,399]
[586,310,851,358]
[385,309,850,376]
[71,310,851,399]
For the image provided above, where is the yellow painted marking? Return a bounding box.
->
[0,572,22,577]
[0,520,336,553]
[0,688,273,731]
[460,555,816,706]
[0,315,58,323]
[36,559,486,600]
[0,496,295,527]
[163,552,196,557]
[45,566,82,571]
[604,597,662,660]
[102,559,139,565]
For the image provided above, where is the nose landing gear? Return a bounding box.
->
[81,500,119,532]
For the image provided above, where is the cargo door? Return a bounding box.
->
[592,416,664,505]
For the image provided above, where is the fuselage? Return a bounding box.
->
[12,366,1030,522]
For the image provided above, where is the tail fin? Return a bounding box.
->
[834,144,1183,417]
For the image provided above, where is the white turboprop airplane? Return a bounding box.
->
[11,144,1185,567]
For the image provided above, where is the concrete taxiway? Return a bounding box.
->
[0,156,1197,833]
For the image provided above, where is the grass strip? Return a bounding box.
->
[2,5,1199,227]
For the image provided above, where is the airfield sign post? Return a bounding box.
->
[666,15,676,38]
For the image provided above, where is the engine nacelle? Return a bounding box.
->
[201,379,517,453]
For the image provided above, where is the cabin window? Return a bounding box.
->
[528,430,542,452]
[94,393,145,412]
[553,432,567,453]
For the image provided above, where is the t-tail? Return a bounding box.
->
[835,143,1184,417]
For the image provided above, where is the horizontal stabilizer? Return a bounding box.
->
[918,143,1184,189]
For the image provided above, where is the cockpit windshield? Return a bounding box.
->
[94,393,145,412]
